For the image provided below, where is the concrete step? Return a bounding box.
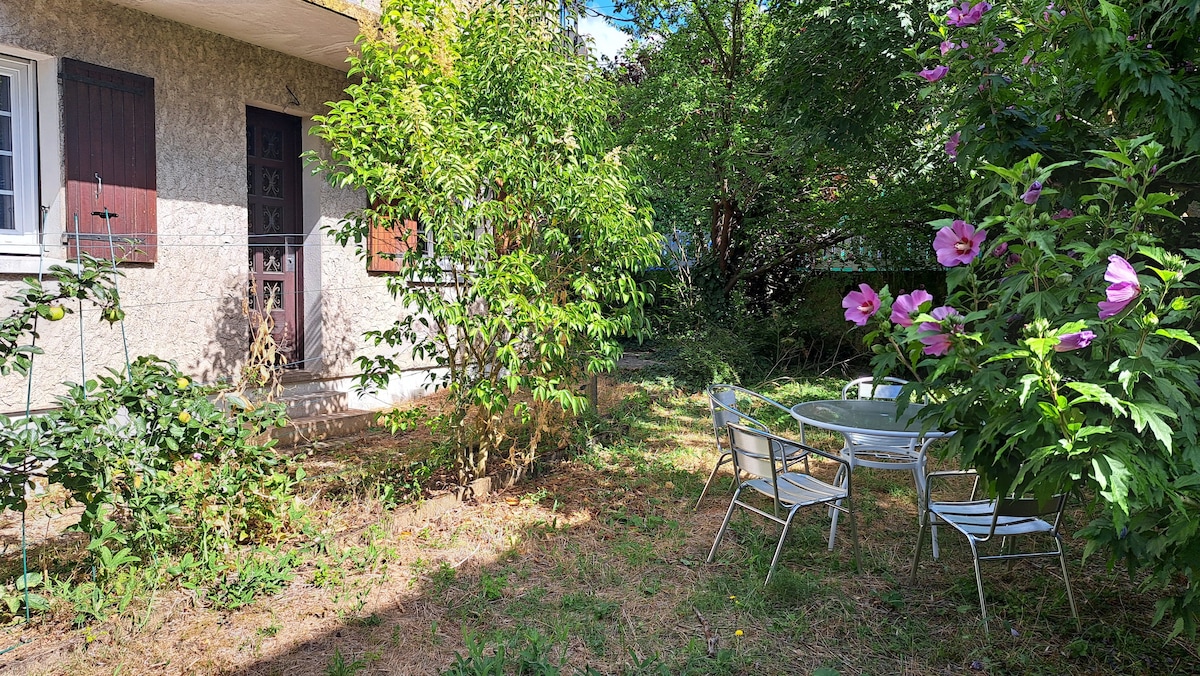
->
[271,409,377,448]
[276,390,350,419]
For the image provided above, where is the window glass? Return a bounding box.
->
[0,56,34,243]
[0,72,13,230]
[0,111,11,151]
[0,154,12,191]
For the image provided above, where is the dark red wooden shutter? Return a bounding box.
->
[366,197,418,273]
[62,59,156,263]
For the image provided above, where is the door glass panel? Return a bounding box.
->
[261,129,282,160]
[0,71,14,230]
[263,246,282,273]
[263,280,282,310]
[262,167,281,198]
[262,205,281,233]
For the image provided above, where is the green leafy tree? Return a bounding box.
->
[312,0,661,479]
[612,0,958,300]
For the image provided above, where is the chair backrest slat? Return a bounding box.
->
[842,376,909,401]
[708,384,792,441]
[728,424,780,481]
[710,388,739,436]
[997,493,1068,519]
[864,384,903,400]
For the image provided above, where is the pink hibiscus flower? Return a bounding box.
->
[891,290,934,327]
[842,284,881,326]
[1054,330,1096,352]
[1097,255,1141,319]
[919,306,962,356]
[933,220,987,267]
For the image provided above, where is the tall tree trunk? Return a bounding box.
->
[710,192,740,274]
[710,190,742,292]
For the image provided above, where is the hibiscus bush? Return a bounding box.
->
[909,0,1200,166]
[846,136,1200,637]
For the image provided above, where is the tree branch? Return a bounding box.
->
[721,230,854,294]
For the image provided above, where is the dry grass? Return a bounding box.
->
[0,377,1196,675]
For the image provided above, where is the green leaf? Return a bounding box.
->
[983,349,1032,364]
[1126,401,1177,452]
[1091,453,1133,516]
[1018,374,1041,406]
[1064,382,1126,415]
[14,572,42,591]
[1026,337,1057,360]
[1154,328,1200,349]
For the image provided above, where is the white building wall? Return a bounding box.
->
[0,0,425,412]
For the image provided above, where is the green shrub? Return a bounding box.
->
[645,327,755,391]
[12,356,295,562]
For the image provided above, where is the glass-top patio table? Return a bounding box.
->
[790,399,954,553]
[790,399,951,439]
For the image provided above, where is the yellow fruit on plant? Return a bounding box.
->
[177,411,192,424]
[46,305,65,321]
[176,377,190,389]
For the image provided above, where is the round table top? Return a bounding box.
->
[790,399,952,438]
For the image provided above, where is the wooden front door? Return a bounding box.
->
[246,107,303,369]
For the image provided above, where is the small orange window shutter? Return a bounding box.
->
[366,204,418,273]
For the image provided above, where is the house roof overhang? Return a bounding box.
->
[103,0,378,71]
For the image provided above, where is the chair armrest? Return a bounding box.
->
[791,440,851,469]
[708,385,798,434]
[731,424,850,470]
[924,469,981,507]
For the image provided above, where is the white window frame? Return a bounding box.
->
[0,54,39,252]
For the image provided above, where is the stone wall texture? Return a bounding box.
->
[0,0,422,412]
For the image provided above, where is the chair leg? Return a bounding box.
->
[912,468,940,560]
[967,538,990,638]
[845,494,862,572]
[1003,537,1018,572]
[765,506,801,586]
[909,508,929,584]
[1056,536,1081,631]
[827,464,847,551]
[695,454,731,510]
[707,485,742,564]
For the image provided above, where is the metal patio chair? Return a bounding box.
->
[707,423,860,584]
[841,375,909,401]
[909,470,1080,636]
[696,384,806,510]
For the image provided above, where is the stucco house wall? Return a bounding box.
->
[0,0,421,412]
